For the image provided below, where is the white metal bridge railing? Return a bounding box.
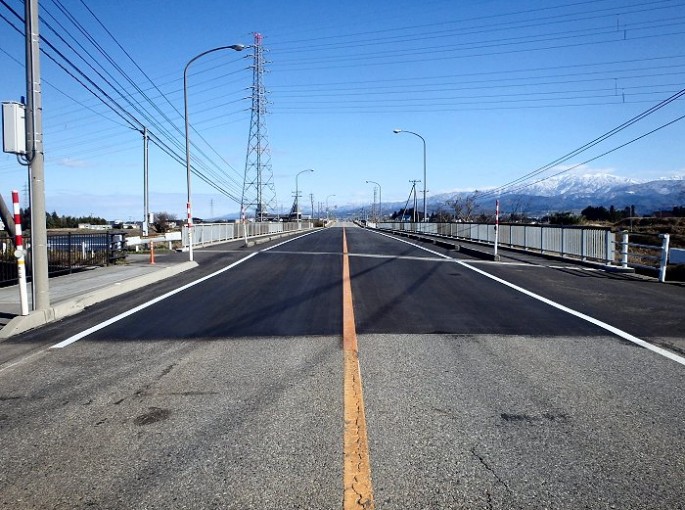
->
[378,221,615,264]
[182,221,314,249]
[376,222,674,282]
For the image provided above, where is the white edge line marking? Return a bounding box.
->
[457,260,685,367]
[365,228,685,367]
[260,228,322,252]
[50,252,259,349]
[51,229,325,349]
[368,228,450,259]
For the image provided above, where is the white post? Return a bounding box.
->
[659,234,670,283]
[242,207,248,245]
[494,199,500,261]
[621,231,629,268]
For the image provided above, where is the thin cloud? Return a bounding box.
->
[57,158,91,169]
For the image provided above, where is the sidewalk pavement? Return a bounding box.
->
[0,254,197,339]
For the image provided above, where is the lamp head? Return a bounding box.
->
[393,129,402,133]
[229,44,246,51]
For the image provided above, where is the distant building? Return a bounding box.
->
[78,223,110,230]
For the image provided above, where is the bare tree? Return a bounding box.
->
[446,196,464,220]
[463,193,477,222]
[433,207,452,223]
[152,211,178,233]
[446,193,480,222]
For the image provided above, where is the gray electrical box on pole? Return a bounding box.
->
[2,102,27,155]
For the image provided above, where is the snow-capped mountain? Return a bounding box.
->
[340,173,685,218]
[519,173,641,197]
[433,173,685,216]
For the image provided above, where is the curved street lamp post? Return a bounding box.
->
[184,44,245,261]
[393,129,427,222]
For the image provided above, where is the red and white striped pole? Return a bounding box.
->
[12,190,29,315]
[494,199,500,261]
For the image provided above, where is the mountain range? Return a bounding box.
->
[342,173,685,219]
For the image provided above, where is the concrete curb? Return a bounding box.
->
[0,261,198,339]
[244,230,303,247]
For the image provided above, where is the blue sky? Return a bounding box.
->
[1,0,684,220]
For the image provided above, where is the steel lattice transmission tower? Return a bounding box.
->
[241,33,277,221]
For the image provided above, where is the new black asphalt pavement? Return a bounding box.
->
[0,223,683,509]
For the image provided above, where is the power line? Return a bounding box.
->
[474,88,685,200]
[480,112,685,200]
[41,0,244,195]
[270,0,673,46]
[51,0,249,189]
[1,0,254,204]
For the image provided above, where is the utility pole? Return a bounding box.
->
[142,127,149,236]
[309,193,314,220]
[26,0,49,310]
[409,180,421,223]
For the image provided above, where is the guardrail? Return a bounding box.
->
[616,232,671,282]
[375,221,675,282]
[0,233,17,285]
[182,221,314,249]
[378,221,615,265]
[46,232,126,273]
[126,232,182,250]
[0,231,126,286]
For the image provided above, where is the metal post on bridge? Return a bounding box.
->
[659,234,670,283]
[621,231,630,268]
[494,199,500,261]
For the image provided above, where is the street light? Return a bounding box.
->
[184,43,245,261]
[295,169,314,228]
[326,194,336,220]
[365,180,382,222]
[393,129,427,222]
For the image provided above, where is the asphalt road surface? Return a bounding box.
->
[1,223,684,509]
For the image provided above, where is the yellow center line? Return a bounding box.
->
[342,227,374,509]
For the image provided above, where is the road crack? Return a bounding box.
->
[471,447,511,494]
